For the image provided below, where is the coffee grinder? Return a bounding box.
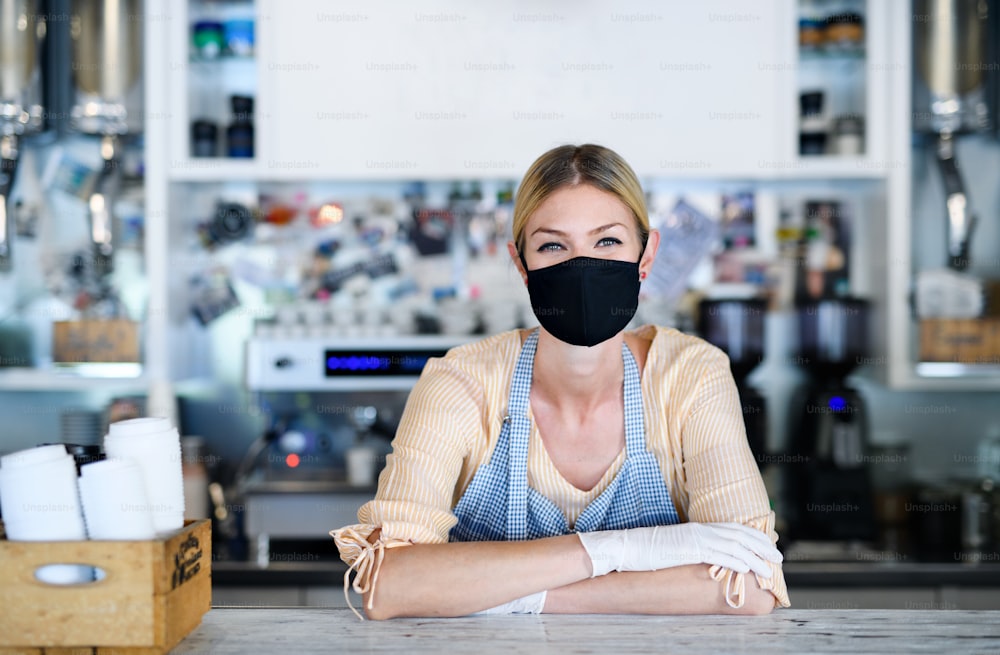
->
[786,297,876,542]
[697,297,768,465]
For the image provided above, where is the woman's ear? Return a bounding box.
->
[639,229,660,279]
[508,241,528,285]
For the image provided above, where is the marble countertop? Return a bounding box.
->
[171,608,1000,655]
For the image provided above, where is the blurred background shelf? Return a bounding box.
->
[0,368,147,392]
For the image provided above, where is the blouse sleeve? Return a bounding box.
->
[679,347,791,609]
[330,355,485,618]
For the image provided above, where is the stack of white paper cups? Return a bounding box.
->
[0,444,92,583]
[103,417,185,536]
[78,459,156,540]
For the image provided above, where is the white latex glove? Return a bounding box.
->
[472,590,547,615]
[577,522,782,579]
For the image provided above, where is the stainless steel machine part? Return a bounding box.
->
[71,0,141,98]
[936,133,977,270]
[70,0,143,274]
[914,0,991,270]
[0,0,43,272]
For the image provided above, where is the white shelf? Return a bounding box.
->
[0,368,148,392]
[780,156,892,179]
[164,158,891,184]
[898,363,1000,390]
[167,159,260,181]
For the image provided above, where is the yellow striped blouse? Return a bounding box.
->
[332,325,790,611]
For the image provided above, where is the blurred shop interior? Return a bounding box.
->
[1,0,1000,608]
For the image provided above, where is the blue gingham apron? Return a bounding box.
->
[450,330,680,542]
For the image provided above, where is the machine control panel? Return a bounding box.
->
[245,336,472,391]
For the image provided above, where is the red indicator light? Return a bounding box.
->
[286,453,301,468]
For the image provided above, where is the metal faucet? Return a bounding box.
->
[935,133,976,271]
[88,134,119,276]
[0,133,17,271]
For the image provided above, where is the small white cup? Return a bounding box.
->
[346,446,378,487]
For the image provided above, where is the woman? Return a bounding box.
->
[332,144,789,620]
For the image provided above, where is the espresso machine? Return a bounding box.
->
[0,0,45,272]
[697,297,768,465]
[786,297,877,542]
[233,332,468,567]
[69,0,142,277]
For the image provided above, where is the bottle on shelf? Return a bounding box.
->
[192,19,224,60]
[191,120,218,158]
[799,90,830,155]
[832,114,864,155]
[226,95,254,158]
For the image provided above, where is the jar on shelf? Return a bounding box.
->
[223,18,254,57]
[832,114,864,155]
[191,120,218,158]
[192,20,224,60]
[799,90,830,155]
[799,16,825,49]
[824,10,865,52]
[798,0,825,50]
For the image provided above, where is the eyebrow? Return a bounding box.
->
[530,222,627,238]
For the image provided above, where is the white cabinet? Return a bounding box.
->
[191,0,795,179]
[150,0,908,183]
[151,0,907,183]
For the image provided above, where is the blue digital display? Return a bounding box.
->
[326,355,391,372]
[828,395,847,412]
[323,349,446,377]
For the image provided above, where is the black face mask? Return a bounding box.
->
[521,254,641,347]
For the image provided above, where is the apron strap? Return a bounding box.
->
[505,330,539,539]
[622,343,648,456]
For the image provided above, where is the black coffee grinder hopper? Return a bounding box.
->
[697,297,768,465]
[785,297,877,543]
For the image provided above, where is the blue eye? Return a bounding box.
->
[597,237,622,247]
[538,242,563,252]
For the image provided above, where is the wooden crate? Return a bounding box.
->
[919,318,1000,365]
[52,320,140,364]
[0,520,211,654]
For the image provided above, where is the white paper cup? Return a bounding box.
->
[0,450,87,540]
[104,419,186,535]
[0,446,93,584]
[78,459,156,540]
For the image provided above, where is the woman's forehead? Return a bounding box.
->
[526,186,633,230]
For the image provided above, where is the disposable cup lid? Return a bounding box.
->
[107,417,174,439]
[0,455,75,483]
[0,445,70,470]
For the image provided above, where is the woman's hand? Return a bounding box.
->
[577,522,782,579]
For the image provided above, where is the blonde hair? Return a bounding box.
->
[512,144,649,253]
